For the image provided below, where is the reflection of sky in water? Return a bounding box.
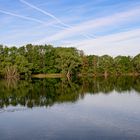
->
[0,91,140,140]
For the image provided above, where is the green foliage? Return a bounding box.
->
[114,56,133,74]
[15,55,32,77]
[44,45,58,73]
[55,47,81,76]
[0,44,139,79]
[98,55,114,74]
[132,54,140,73]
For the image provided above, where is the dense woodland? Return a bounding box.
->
[0,44,140,79]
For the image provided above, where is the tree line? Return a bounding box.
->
[0,44,140,79]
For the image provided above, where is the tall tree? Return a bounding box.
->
[55,47,81,78]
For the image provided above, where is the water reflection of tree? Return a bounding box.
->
[0,76,140,108]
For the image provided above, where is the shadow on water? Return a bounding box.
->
[0,76,140,108]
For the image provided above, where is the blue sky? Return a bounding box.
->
[0,0,140,56]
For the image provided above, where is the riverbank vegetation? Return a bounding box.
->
[0,44,140,79]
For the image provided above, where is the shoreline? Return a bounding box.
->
[31,73,65,78]
[31,73,140,78]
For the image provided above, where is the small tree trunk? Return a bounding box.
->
[104,70,108,79]
[66,70,71,81]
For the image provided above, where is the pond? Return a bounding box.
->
[0,77,140,140]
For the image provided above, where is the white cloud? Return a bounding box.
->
[73,29,140,56]
[36,7,140,44]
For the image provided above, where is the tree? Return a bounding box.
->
[4,65,19,79]
[98,55,114,77]
[55,47,81,78]
[0,44,139,79]
[114,56,133,75]
[15,55,33,78]
[44,45,57,73]
[132,54,140,74]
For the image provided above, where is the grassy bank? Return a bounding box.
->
[32,74,65,78]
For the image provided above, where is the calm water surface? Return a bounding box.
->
[0,77,140,140]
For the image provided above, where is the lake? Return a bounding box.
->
[0,77,140,140]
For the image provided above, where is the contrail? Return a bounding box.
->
[19,0,96,39]
[0,9,45,24]
[20,0,69,28]
[0,9,68,30]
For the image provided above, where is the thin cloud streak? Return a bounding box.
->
[36,7,140,44]
[19,0,94,39]
[20,0,69,27]
[0,9,46,24]
[0,9,68,30]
